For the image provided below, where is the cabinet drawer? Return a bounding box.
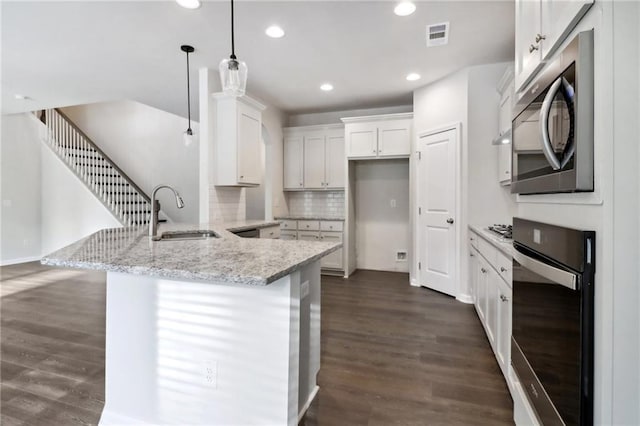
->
[496,251,512,287]
[280,220,297,230]
[259,226,281,239]
[469,231,480,250]
[320,231,343,242]
[297,231,321,241]
[320,221,343,232]
[298,220,320,231]
[280,230,297,241]
[478,237,498,267]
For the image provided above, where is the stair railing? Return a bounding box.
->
[43,108,152,226]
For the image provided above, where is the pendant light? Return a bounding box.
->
[181,44,195,147]
[219,0,247,97]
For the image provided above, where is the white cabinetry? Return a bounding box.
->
[284,136,304,190]
[212,94,265,187]
[279,220,344,272]
[342,113,413,159]
[515,0,593,92]
[283,125,345,191]
[469,230,513,383]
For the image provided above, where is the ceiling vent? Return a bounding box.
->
[426,22,449,47]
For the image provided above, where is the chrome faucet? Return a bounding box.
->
[149,184,185,240]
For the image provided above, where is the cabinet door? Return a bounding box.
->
[303,134,326,189]
[236,103,261,185]
[541,0,594,59]
[486,267,499,350]
[469,247,479,304]
[498,143,511,185]
[496,277,512,375]
[378,119,411,157]
[284,136,304,190]
[325,133,345,189]
[259,225,281,239]
[515,0,543,92]
[476,257,488,323]
[346,123,377,159]
[320,231,343,270]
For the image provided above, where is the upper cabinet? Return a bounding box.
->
[283,125,345,191]
[342,113,413,159]
[212,94,266,187]
[515,0,594,92]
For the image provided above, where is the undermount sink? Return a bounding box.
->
[154,230,220,241]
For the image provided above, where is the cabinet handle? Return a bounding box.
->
[529,44,539,53]
[373,149,376,154]
[299,182,303,186]
[535,33,546,43]
[505,171,510,174]
[500,267,507,273]
[481,268,487,274]
[470,237,475,241]
[500,294,509,302]
[470,253,475,257]
[240,175,244,179]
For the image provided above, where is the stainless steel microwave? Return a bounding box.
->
[511,30,594,195]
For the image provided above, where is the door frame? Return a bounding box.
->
[413,122,465,301]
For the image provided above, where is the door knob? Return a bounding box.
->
[446,218,454,224]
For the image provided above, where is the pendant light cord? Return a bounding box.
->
[186,50,191,132]
[230,0,236,59]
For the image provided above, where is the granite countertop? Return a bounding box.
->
[468,224,515,257]
[275,216,345,221]
[41,220,341,286]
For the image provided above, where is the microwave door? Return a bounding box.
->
[540,76,576,171]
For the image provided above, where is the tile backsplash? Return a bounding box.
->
[209,187,246,222]
[286,191,345,218]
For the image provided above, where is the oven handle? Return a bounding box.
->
[513,250,578,291]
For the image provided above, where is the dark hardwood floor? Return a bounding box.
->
[1,263,513,425]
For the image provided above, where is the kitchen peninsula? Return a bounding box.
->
[42,221,341,426]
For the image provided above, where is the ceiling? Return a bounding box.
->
[1,1,515,117]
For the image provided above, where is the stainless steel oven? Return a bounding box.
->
[511,30,594,195]
[511,218,595,426]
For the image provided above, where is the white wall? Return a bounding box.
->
[1,113,42,264]
[61,100,199,224]
[467,63,517,227]
[288,105,412,127]
[40,144,121,255]
[412,68,468,292]
[247,104,287,220]
[412,63,518,297]
[354,160,410,273]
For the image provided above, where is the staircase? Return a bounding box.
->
[40,108,152,226]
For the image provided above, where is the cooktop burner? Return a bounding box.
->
[488,224,513,239]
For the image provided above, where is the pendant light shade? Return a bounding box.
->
[220,0,247,97]
[181,44,195,147]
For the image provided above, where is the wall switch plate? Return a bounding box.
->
[204,360,217,388]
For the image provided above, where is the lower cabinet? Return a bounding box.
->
[281,220,344,272]
[469,231,513,388]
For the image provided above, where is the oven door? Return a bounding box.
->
[511,248,583,426]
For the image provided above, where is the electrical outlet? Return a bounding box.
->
[396,251,408,261]
[204,360,217,388]
[390,199,397,208]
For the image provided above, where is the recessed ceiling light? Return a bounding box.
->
[14,94,27,100]
[394,2,416,16]
[265,25,285,38]
[176,0,201,10]
[320,83,334,91]
[406,73,421,81]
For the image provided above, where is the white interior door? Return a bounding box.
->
[417,128,458,297]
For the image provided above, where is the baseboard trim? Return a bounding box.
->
[456,293,474,304]
[1,256,42,266]
[410,278,420,287]
[298,385,319,423]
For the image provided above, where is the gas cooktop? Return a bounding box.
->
[487,224,512,239]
